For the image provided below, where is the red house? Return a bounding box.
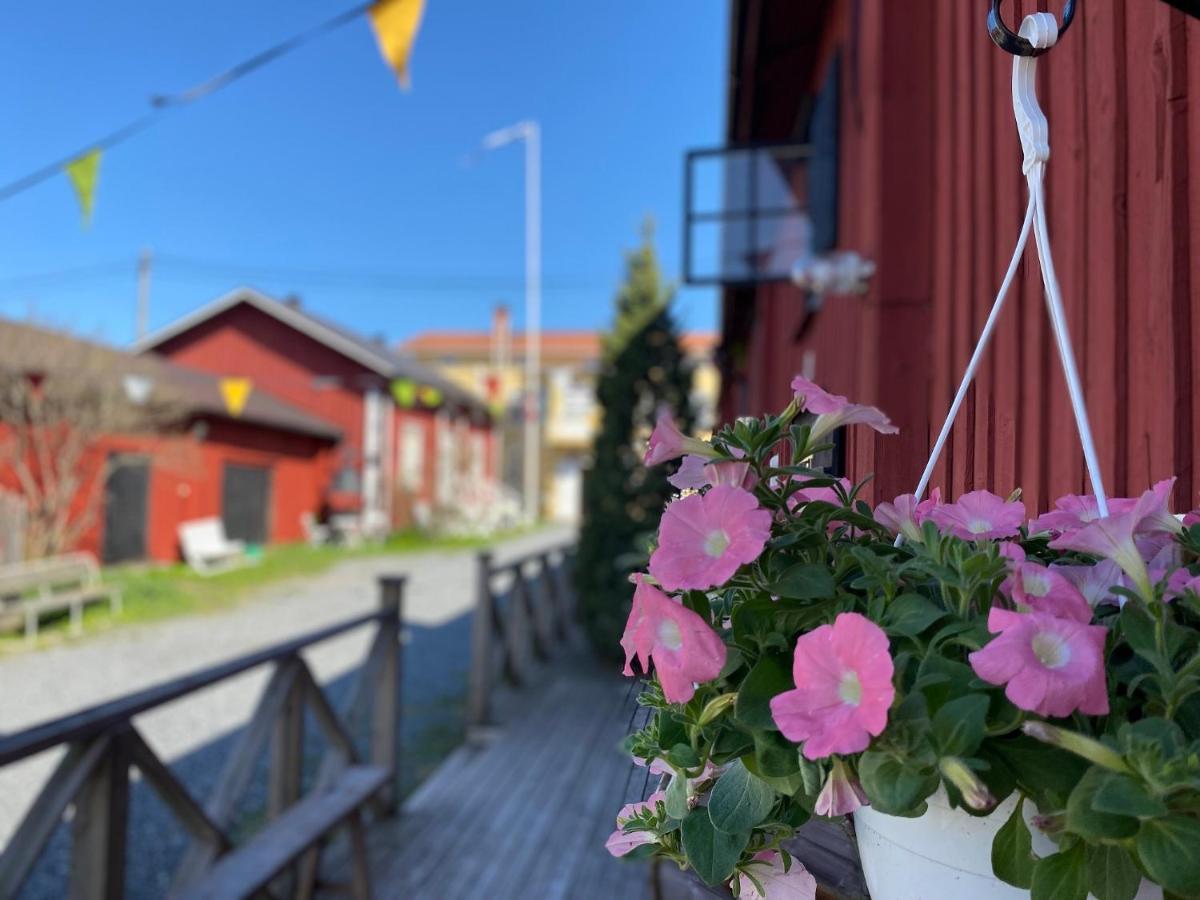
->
[0,318,341,564]
[134,287,495,534]
[706,0,1200,512]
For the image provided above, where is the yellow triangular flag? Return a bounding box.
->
[219,377,253,417]
[368,0,426,87]
[64,149,102,225]
[419,385,442,408]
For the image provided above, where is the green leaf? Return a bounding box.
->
[1065,768,1139,841]
[1085,844,1142,900]
[931,694,990,757]
[753,729,802,778]
[1137,816,1200,897]
[1122,604,1167,671]
[735,655,792,732]
[665,742,701,770]
[1092,773,1169,819]
[1031,844,1088,900]
[680,809,749,885]
[768,563,835,600]
[707,759,777,834]
[664,771,690,820]
[991,796,1035,889]
[884,593,947,637]
[858,751,939,816]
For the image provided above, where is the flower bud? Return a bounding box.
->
[1021,721,1131,773]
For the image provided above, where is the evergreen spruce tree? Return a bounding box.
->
[577,223,694,655]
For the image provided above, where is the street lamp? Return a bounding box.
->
[479,120,541,524]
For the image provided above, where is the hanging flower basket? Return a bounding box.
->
[602,374,1198,900]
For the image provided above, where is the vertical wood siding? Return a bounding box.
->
[724,0,1200,513]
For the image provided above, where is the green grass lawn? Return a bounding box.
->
[1,528,525,653]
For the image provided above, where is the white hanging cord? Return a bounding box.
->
[904,11,1109,537]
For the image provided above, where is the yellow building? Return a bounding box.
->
[403,306,719,523]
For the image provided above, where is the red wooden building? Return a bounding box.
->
[710,0,1200,514]
[0,319,341,564]
[135,287,495,534]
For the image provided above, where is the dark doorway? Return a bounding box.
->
[103,456,150,564]
[222,463,271,545]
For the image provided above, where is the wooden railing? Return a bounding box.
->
[466,543,577,729]
[0,576,404,900]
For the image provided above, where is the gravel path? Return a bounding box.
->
[0,526,574,898]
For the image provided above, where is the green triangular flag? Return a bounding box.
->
[391,378,417,407]
[65,149,102,226]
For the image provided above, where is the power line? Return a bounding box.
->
[0,1,375,206]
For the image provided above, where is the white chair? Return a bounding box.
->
[178,518,247,575]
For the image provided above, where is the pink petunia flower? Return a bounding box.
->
[736,851,817,900]
[968,608,1109,718]
[770,613,895,759]
[927,490,1026,541]
[644,407,716,466]
[1030,494,1132,535]
[815,758,868,817]
[1007,560,1093,624]
[667,454,757,493]
[649,485,772,592]
[875,490,940,543]
[1054,560,1126,608]
[790,375,899,444]
[1048,483,1179,602]
[1166,568,1200,602]
[620,575,727,704]
[604,790,667,857]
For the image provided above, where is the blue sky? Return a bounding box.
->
[0,1,726,347]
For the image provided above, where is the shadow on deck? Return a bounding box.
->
[364,656,652,899]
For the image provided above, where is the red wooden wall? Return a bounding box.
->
[722,0,1200,514]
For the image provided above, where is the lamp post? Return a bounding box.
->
[480,120,541,523]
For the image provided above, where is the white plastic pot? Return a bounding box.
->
[854,790,1161,900]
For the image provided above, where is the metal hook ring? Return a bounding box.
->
[988,0,1076,57]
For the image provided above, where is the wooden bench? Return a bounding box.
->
[0,552,121,641]
[177,765,388,900]
[179,517,247,575]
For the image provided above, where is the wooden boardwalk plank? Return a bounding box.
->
[366,661,653,900]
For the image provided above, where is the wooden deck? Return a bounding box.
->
[364,658,653,900]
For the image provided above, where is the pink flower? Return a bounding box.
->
[1166,568,1200,601]
[649,485,772,591]
[1055,560,1126,608]
[736,851,817,900]
[968,608,1109,718]
[875,490,940,543]
[1007,560,1093,623]
[605,790,666,857]
[620,575,727,703]
[790,374,898,443]
[1048,484,1178,602]
[815,758,868,816]
[927,490,1026,541]
[644,407,714,466]
[1030,495,1130,535]
[770,613,895,759]
[667,454,757,492]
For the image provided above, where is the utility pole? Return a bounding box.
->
[480,121,541,523]
[136,248,152,339]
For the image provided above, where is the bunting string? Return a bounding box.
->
[0,0,422,213]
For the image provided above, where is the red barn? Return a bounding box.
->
[707,0,1200,513]
[134,287,494,533]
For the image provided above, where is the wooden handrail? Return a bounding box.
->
[0,577,406,900]
[466,542,577,730]
[0,608,388,767]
